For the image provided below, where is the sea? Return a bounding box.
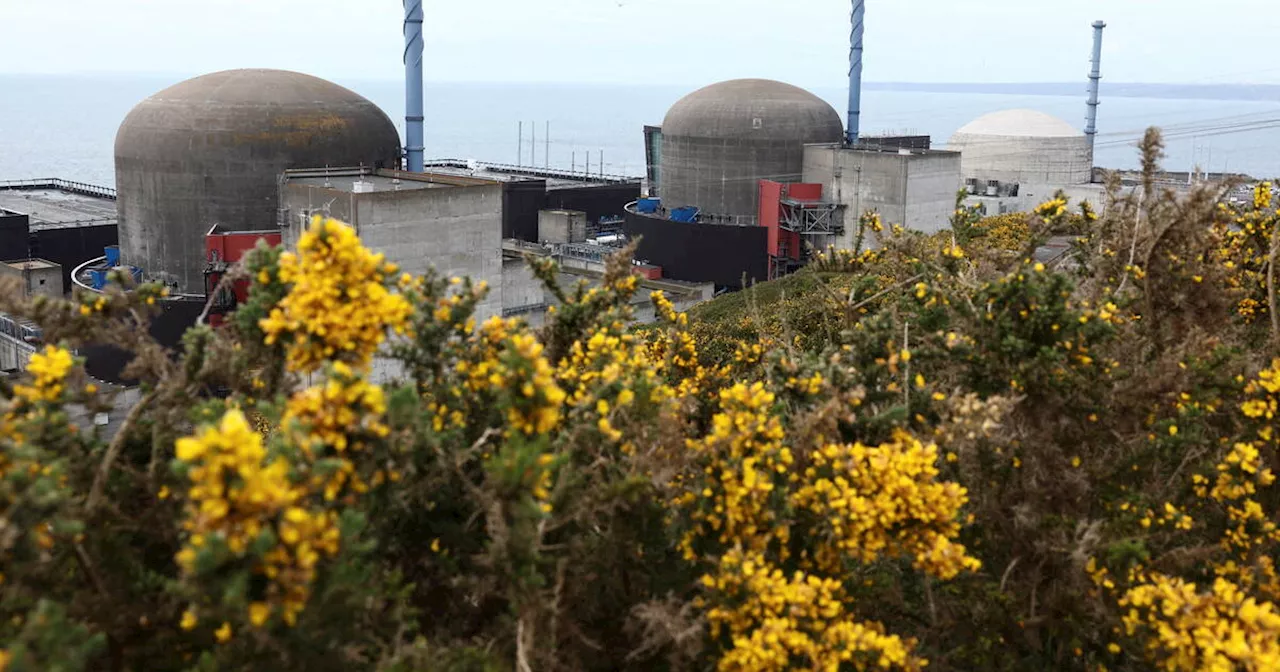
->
[3,73,1280,188]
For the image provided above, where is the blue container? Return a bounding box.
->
[104,245,120,267]
[129,267,143,284]
[670,206,700,223]
[636,198,660,214]
[89,269,107,290]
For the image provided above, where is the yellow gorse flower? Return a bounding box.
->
[12,345,73,404]
[261,215,412,373]
[174,409,340,628]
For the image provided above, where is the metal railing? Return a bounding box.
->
[0,178,116,200]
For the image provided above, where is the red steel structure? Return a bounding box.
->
[203,224,281,327]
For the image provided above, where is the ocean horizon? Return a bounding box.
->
[3,74,1279,189]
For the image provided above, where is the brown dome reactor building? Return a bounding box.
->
[658,79,845,221]
[114,69,402,293]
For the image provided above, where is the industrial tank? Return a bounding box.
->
[659,79,844,221]
[947,109,1093,187]
[114,69,402,293]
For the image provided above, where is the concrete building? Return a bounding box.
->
[948,109,1093,189]
[1,259,63,299]
[802,144,963,245]
[278,167,506,321]
[538,210,587,244]
[0,179,119,291]
[115,69,402,295]
[658,79,845,222]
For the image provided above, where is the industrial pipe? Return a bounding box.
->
[403,0,425,173]
[1084,20,1106,157]
[846,0,865,145]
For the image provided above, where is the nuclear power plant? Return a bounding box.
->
[1,1,1118,392]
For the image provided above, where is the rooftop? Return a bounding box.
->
[282,166,506,193]
[3,258,60,271]
[0,179,118,231]
[421,159,640,190]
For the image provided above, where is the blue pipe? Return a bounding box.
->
[1085,20,1106,157]
[846,0,865,145]
[403,0,425,173]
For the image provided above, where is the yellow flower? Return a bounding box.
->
[215,622,232,643]
[259,216,412,373]
[249,602,271,628]
[180,610,198,631]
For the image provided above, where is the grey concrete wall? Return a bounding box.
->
[662,135,810,220]
[279,185,359,250]
[0,331,34,372]
[0,263,63,299]
[904,153,963,235]
[804,145,908,249]
[949,134,1092,187]
[804,145,961,245]
[537,210,587,244]
[355,185,505,322]
[502,257,547,314]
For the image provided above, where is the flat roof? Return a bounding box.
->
[0,186,118,231]
[282,166,505,193]
[288,174,441,193]
[806,142,961,158]
[3,258,60,270]
[422,160,640,190]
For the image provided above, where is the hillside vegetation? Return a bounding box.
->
[2,129,1280,672]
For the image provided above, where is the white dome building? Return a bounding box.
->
[948,109,1092,187]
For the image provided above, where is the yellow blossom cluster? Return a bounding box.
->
[457,317,566,435]
[11,346,73,404]
[174,410,340,632]
[281,362,392,502]
[1,346,76,561]
[791,431,980,579]
[706,549,923,672]
[260,215,412,373]
[812,246,881,273]
[679,383,790,559]
[678,373,978,669]
[1212,185,1278,322]
[1119,573,1280,671]
[1034,196,1068,222]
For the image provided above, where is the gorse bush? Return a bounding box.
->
[2,129,1280,671]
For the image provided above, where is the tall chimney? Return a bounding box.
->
[403,0,425,173]
[1084,20,1106,159]
[846,0,865,145]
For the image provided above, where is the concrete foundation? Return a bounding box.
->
[802,145,961,246]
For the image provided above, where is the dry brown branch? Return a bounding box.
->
[86,389,159,514]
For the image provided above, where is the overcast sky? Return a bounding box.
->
[2,0,1278,87]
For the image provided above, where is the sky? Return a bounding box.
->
[2,0,1279,87]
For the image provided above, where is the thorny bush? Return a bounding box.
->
[2,128,1280,672]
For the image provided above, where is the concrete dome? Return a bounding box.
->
[955,109,1082,138]
[948,109,1092,187]
[115,69,402,293]
[659,79,843,219]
